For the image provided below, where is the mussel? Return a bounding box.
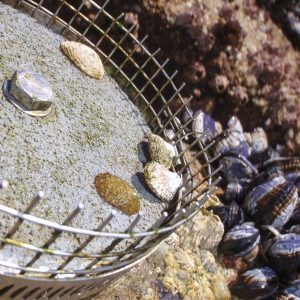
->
[259,157,300,174]
[277,280,300,299]
[225,181,244,204]
[211,201,244,231]
[220,222,260,261]
[213,116,251,158]
[286,225,300,235]
[286,197,300,227]
[230,267,279,300]
[192,109,216,142]
[264,233,300,274]
[243,176,298,230]
[221,154,257,183]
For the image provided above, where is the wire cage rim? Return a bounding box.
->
[0,0,220,286]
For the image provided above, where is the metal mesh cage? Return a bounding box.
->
[0,0,221,299]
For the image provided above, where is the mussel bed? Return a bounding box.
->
[192,109,300,299]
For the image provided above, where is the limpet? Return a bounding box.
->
[144,162,181,202]
[60,41,104,79]
[148,133,176,169]
[94,173,141,215]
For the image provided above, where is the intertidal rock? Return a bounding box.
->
[144,162,181,202]
[162,248,230,300]
[94,173,141,215]
[60,41,104,79]
[148,133,176,169]
[177,209,224,251]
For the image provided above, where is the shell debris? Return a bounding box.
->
[94,173,141,215]
[144,162,182,202]
[148,133,176,169]
[60,41,104,79]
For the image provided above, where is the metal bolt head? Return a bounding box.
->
[4,71,53,117]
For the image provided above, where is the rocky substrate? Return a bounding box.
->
[93,199,232,300]
[99,0,300,154]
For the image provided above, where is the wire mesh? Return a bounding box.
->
[0,0,221,298]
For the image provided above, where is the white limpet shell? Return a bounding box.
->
[144,162,182,202]
[148,133,176,169]
[60,41,104,79]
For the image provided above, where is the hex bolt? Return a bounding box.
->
[3,70,53,117]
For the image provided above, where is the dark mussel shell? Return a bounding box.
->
[259,157,300,174]
[246,167,284,193]
[243,177,298,230]
[225,181,245,204]
[213,117,250,158]
[286,225,300,235]
[286,197,300,227]
[221,155,256,183]
[277,280,300,300]
[287,173,300,192]
[211,201,244,231]
[220,222,260,261]
[213,131,251,158]
[230,267,279,300]
[264,234,300,274]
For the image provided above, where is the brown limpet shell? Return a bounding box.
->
[60,41,104,79]
[94,173,141,215]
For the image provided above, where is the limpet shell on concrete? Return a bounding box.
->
[60,41,104,79]
[144,162,182,202]
[94,173,141,215]
[148,133,176,169]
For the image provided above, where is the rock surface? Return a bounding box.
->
[101,0,300,154]
[92,201,230,300]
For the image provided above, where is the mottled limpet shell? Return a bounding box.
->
[60,41,104,79]
[148,133,176,169]
[144,162,182,202]
[94,173,141,215]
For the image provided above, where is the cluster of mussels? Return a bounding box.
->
[191,109,300,299]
